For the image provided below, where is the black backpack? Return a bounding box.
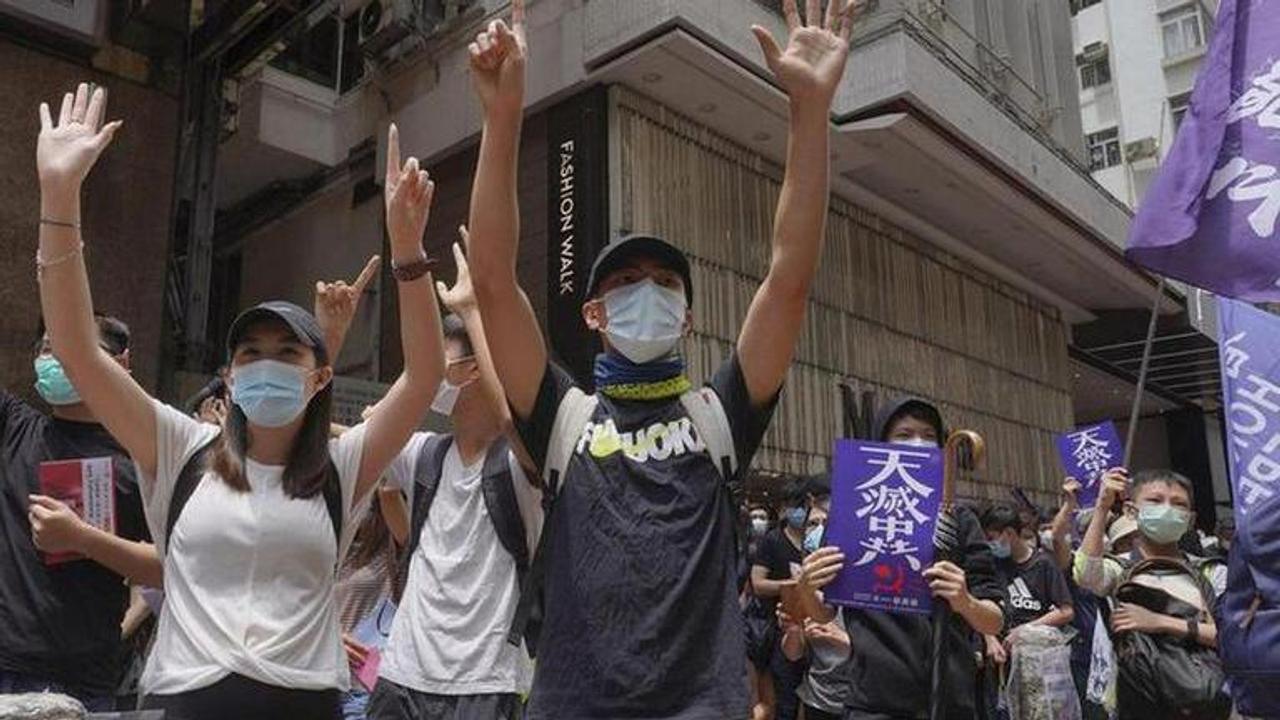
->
[165,439,343,556]
[1112,554,1230,720]
[394,434,538,654]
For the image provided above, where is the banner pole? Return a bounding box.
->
[1124,277,1168,467]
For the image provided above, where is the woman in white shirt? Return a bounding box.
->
[33,82,446,719]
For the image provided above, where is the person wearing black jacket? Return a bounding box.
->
[802,397,1006,720]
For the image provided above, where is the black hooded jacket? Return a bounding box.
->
[841,397,1006,720]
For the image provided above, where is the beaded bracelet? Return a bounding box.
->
[36,241,85,277]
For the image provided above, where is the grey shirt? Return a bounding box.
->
[797,609,851,713]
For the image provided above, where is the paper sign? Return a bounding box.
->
[1055,421,1123,509]
[823,439,942,615]
[351,596,396,690]
[38,457,116,565]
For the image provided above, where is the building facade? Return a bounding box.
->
[0,0,1228,512]
[1071,0,1218,207]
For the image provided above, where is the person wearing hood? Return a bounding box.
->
[460,0,861,715]
[800,397,1006,720]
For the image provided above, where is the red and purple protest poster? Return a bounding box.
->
[37,457,116,565]
[823,439,942,616]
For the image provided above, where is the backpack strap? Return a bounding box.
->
[166,438,343,559]
[165,437,219,554]
[509,388,597,658]
[321,461,343,553]
[1120,555,1218,617]
[507,482,552,658]
[480,437,529,578]
[394,434,453,602]
[543,387,599,494]
[679,387,738,483]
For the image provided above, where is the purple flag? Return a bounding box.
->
[824,439,942,615]
[1127,0,1280,302]
[1218,299,1280,528]
[1055,421,1124,509]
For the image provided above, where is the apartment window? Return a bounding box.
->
[1161,6,1205,58]
[1170,92,1192,129]
[1087,127,1122,171]
[1071,0,1103,12]
[268,11,372,94]
[1078,54,1112,89]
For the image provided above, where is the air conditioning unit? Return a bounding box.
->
[1125,137,1159,162]
[358,0,418,60]
[0,0,109,46]
[357,0,461,61]
[1079,41,1108,64]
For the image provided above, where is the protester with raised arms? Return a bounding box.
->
[33,82,445,718]
[463,0,858,716]
[366,235,543,720]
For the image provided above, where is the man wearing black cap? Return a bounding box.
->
[461,0,860,717]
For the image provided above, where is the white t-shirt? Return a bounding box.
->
[378,432,542,695]
[137,400,371,695]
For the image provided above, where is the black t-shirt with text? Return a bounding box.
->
[842,505,1006,720]
[515,355,774,720]
[0,390,149,696]
[997,549,1073,630]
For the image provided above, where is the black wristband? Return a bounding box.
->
[390,254,437,282]
[1186,618,1199,645]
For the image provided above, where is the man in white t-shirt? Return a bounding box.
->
[367,243,541,720]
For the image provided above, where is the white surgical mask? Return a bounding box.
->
[896,437,937,448]
[431,377,475,416]
[431,380,461,416]
[602,278,686,363]
[431,357,477,416]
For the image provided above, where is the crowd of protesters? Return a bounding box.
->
[0,0,1265,718]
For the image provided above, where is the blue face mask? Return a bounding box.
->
[230,359,312,428]
[1137,503,1190,545]
[804,523,825,554]
[989,539,1012,559]
[34,355,82,406]
[602,278,687,363]
[785,506,808,530]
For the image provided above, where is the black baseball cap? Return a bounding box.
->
[585,234,693,307]
[226,301,329,364]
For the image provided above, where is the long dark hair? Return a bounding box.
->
[208,377,335,499]
[347,491,396,571]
